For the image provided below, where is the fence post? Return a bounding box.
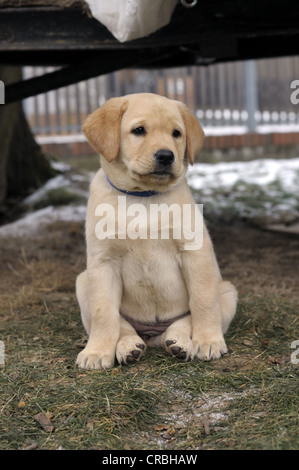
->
[244,60,258,132]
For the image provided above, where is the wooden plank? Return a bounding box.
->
[0,1,87,8]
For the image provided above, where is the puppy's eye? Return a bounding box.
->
[131,126,146,136]
[172,129,181,138]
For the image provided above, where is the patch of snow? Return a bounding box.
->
[203,126,248,136]
[36,134,87,145]
[187,158,299,192]
[186,158,299,223]
[23,175,72,206]
[256,124,299,134]
[51,160,71,172]
[0,205,86,238]
[1,157,298,237]
[22,170,90,210]
[202,124,299,136]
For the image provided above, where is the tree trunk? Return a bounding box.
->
[0,66,55,217]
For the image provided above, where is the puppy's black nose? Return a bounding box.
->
[154,149,175,166]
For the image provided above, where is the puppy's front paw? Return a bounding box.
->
[163,335,194,362]
[76,348,115,370]
[195,339,227,361]
[116,336,146,366]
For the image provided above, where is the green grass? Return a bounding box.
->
[192,181,299,225]
[1,290,298,450]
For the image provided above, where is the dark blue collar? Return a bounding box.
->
[106,176,159,197]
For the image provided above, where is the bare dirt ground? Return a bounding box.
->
[0,217,298,374]
[0,216,298,450]
[0,218,298,306]
[210,222,299,301]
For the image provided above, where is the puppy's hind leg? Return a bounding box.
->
[219,280,238,334]
[76,270,91,335]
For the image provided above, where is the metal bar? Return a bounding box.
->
[75,81,81,129]
[231,61,237,120]
[218,63,225,125]
[44,79,50,134]
[235,61,243,124]
[54,86,61,134]
[65,81,71,134]
[5,48,177,104]
[244,60,258,132]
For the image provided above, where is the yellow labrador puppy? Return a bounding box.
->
[76,93,237,369]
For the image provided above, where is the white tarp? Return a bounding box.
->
[85,0,178,42]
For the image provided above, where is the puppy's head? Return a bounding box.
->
[83,93,204,191]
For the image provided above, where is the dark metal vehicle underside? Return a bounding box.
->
[1,0,299,102]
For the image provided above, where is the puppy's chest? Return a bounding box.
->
[120,240,185,295]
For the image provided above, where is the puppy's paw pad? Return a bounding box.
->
[196,341,227,361]
[164,337,194,362]
[116,337,146,366]
[76,350,115,370]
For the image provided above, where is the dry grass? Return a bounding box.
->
[0,217,298,450]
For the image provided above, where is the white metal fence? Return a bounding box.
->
[23,56,299,138]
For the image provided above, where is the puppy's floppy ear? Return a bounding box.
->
[82,97,128,162]
[177,102,205,165]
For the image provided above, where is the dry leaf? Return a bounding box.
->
[86,419,94,431]
[46,411,53,420]
[163,427,176,439]
[23,442,38,450]
[34,412,55,433]
[155,424,168,432]
[268,355,289,365]
[203,417,210,435]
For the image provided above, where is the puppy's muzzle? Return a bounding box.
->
[155,149,174,166]
[152,149,175,175]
